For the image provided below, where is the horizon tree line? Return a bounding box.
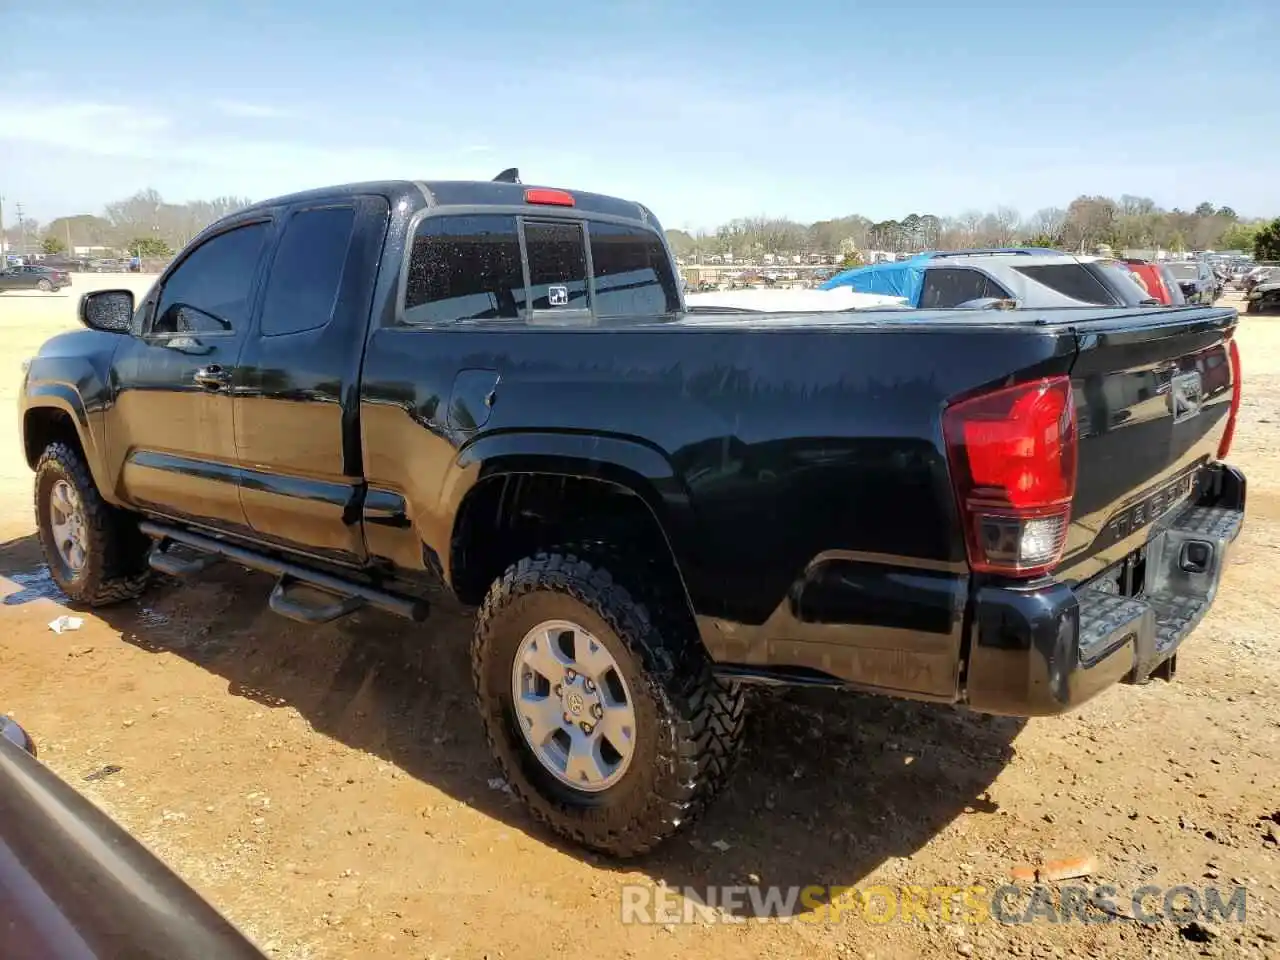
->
[4,189,1276,262]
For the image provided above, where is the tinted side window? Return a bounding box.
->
[919,268,1009,308]
[405,215,525,324]
[525,221,588,311]
[589,223,680,317]
[153,222,269,335]
[1014,263,1119,305]
[260,206,356,337]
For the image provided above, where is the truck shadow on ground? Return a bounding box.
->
[0,534,1025,912]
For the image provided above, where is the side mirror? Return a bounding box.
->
[79,289,135,333]
[0,714,36,757]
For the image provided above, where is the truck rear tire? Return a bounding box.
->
[472,550,745,858]
[34,442,151,606]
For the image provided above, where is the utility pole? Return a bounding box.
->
[14,201,26,257]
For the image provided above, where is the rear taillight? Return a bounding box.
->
[943,376,1077,578]
[1217,336,1241,459]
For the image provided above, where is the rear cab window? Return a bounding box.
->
[524,220,590,316]
[404,215,526,324]
[402,212,679,326]
[589,223,681,317]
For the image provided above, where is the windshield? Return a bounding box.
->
[1164,262,1199,280]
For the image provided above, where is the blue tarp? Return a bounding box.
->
[819,255,931,304]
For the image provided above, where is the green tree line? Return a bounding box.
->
[10,187,1278,263]
[666,195,1277,261]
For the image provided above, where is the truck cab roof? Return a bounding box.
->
[237,179,658,227]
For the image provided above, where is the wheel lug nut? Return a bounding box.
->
[591,704,603,719]
[583,679,595,693]
[579,721,594,735]
[565,669,577,683]
[554,684,562,696]
[564,713,573,725]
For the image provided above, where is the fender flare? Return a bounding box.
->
[439,430,698,590]
[22,386,115,499]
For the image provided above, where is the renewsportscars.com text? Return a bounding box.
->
[619,883,1248,926]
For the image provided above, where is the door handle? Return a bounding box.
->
[193,365,231,390]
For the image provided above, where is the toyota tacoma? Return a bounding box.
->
[19,174,1246,857]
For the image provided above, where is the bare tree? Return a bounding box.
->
[919,214,942,250]
[93,189,252,251]
[1029,207,1067,241]
[103,188,164,237]
[1063,196,1117,252]
[992,206,1020,246]
[1119,195,1156,218]
[956,210,984,247]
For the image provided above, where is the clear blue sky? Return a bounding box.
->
[3,0,1277,229]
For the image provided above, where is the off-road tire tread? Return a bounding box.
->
[34,442,151,606]
[472,549,745,858]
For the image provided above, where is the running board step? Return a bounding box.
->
[269,576,365,625]
[148,543,223,578]
[138,520,429,623]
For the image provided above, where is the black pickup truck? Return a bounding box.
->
[20,175,1246,857]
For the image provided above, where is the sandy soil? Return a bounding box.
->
[0,277,1277,960]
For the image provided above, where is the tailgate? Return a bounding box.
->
[1058,307,1238,583]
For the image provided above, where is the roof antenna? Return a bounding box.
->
[493,168,521,184]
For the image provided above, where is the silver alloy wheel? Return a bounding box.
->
[48,479,88,574]
[511,619,637,792]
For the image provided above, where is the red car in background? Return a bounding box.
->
[1115,258,1186,306]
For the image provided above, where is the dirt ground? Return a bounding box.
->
[1,277,1277,960]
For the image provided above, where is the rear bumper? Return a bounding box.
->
[965,462,1245,716]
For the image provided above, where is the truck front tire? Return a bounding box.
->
[34,442,151,606]
[472,550,745,857]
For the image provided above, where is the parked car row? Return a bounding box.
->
[819,248,1164,308]
[814,247,1247,311]
[3,256,142,274]
[1242,262,1280,292]
[1112,258,1187,306]
[1159,259,1221,305]
[1244,263,1280,313]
